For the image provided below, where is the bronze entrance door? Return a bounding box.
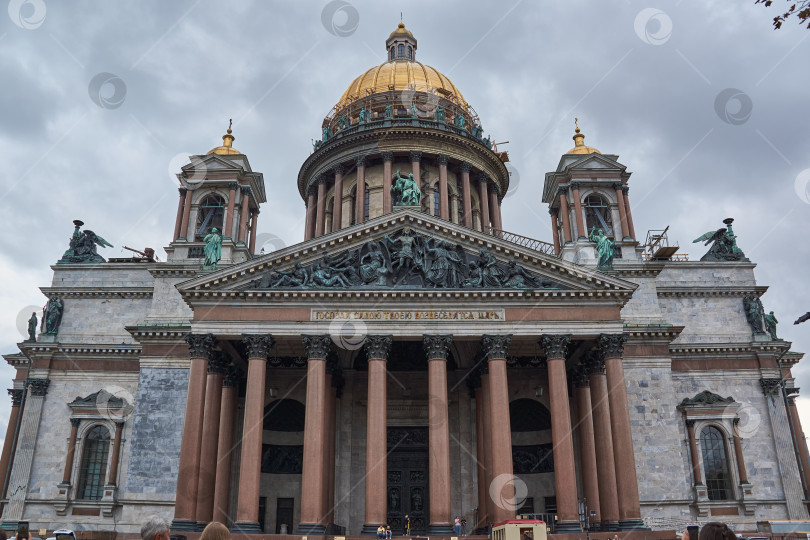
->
[387,427,429,535]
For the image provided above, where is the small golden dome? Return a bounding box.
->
[566,119,600,155]
[335,60,470,113]
[389,22,413,38]
[207,120,241,156]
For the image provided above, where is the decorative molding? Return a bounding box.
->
[422,335,452,360]
[243,334,275,359]
[228,182,239,191]
[223,365,239,387]
[657,286,768,298]
[302,335,332,359]
[178,187,188,196]
[599,333,627,358]
[207,353,228,374]
[240,185,252,196]
[572,363,590,388]
[356,155,367,167]
[39,287,153,300]
[70,418,82,428]
[481,334,512,360]
[364,335,393,360]
[185,333,215,359]
[27,378,50,396]
[478,173,489,185]
[8,389,23,407]
[437,154,449,166]
[679,390,735,407]
[540,334,570,359]
[760,378,782,396]
[685,419,696,428]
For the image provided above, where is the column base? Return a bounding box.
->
[428,524,455,535]
[619,519,649,530]
[170,520,200,532]
[361,523,383,536]
[231,522,263,534]
[600,521,619,531]
[1,521,19,532]
[555,521,582,533]
[297,523,326,534]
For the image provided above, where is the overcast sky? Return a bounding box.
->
[1,1,809,448]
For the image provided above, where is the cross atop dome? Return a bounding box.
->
[386,21,417,61]
[566,118,600,155]
[207,119,241,156]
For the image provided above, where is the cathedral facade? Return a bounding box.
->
[1,24,808,537]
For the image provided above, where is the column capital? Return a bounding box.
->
[437,154,449,166]
[185,333,216,360]
[685,419,696,428]
[228,182,239,191]
[240,185,252,196]
[477,173,489,185]
[208,353,228,374]
[70,417,82,428]
[570,182,582,191]
[548,207,558,217]
[613,182,624,191]
[114,420,125,428]
[598,334,627,358]
[8,388,23,406]
[251,207,260,217]
[409,150,422,163]
[481,334,512,360]
[179,187,188,196]
[242,334,275,359]
[364,335,393,360]
[317,175,327,186]
[423,335,452,360]
[556,186,569,199]
[488,183,499,194]
[540,334,571,359]
[585,350,605,374]
[760,377,782,396]
[572,363,590,388]
[356,155,367,167]
[303,335,333,359]
[223,365,239,387]
[622,185,630,193]
[334,164,346,175]
[460,161,472,173]
[381,152,394,162]
[27,378,50,396]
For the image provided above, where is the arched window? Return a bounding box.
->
[195,193,226,241]
[700,426,732,500]
[77,425,111,501]
[389,47,394,60]
[364,183,370,221]
[433,189,440,216]
[584,193,613,236]
[398,43,405,58]
[407,46,413,60]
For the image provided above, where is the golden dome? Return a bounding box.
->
[335,60,471,113]
[389,22,413,38]
[565,121,600,155]
[207,121,241,155]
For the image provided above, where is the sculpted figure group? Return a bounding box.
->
[248,228,557,291]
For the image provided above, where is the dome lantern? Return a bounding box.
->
[385,22,417,61]
[565,118,600,155]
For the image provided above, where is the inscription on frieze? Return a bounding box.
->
[312,309,505,322]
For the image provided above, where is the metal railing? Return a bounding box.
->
[487,227,558,257]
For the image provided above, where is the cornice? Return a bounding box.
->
[39,287,153,299]
[624,325,684,341]
[656,286,768,298]
[669,341,791,356]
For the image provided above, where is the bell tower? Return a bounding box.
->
[166,122,267,265]
[542,121,641,265]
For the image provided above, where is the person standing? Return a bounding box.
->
[404,515,411,536]
[461,517,467,536]
[454,516,461,536]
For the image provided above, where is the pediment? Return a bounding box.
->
[565,153,626,172]
[177,210,638,299]
[180,153,246,174]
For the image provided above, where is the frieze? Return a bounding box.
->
[505,355,547,369]
[387,426,428,449]
[242,228,562,291]
[312,309,504,322]
[512,443,554,474]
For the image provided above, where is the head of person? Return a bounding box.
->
[698,522,736,540]
[200,521,230,540]
[141,516,171,540]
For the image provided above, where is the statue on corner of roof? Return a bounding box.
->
[58,220,113,264]
[43,296,64,335]
[384,103,393,119]
[203,227,222,270]
[743,295,766,334]
[764,311,779,340]
[589,226,615,271]
[26,312,37,342]
[692,218,749,262]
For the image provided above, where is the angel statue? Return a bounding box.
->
[425,240,465,288]
[391,170,422,206]
[764,311,779,340]
[58,220,114,263]
[589,226,615,271]
[692,218,749,262]
[203,227,223,270]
